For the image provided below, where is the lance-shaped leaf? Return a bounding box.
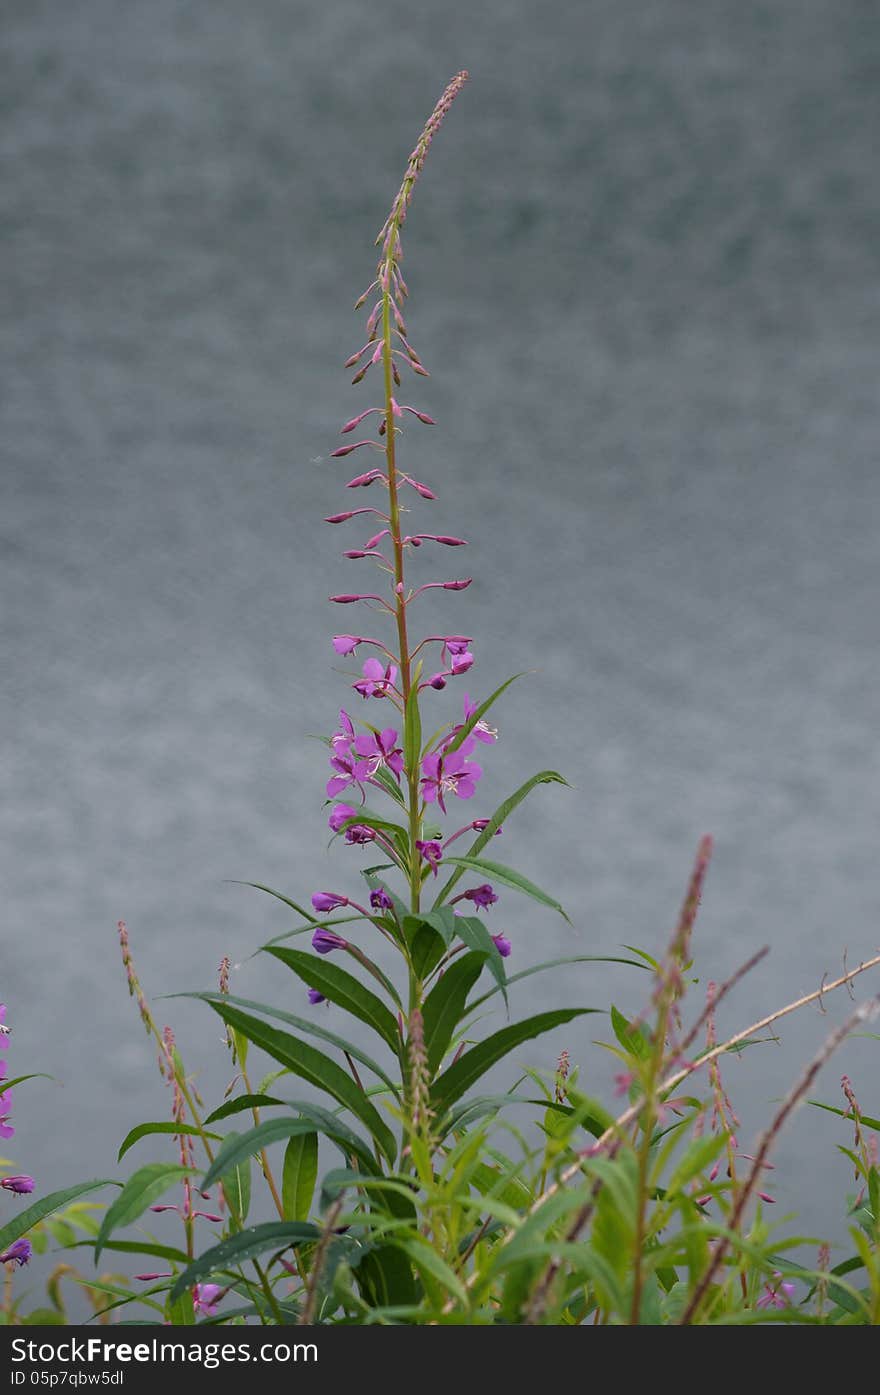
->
[220,1131,252,1224]
[264,946,400,1051]
[432,770,569,906]
[404,907,457,948]
[181,992,399,1094]
[442,674,524,756]
[204,1001,398,1166]
[430,1008,594,1117]
[169,1223,320,1302]
[201,1119,319,1192]
[0,1180,117,1255]
[441,856,569,921]
[282,1133,318,1222]
[204,1094,285,1125]
[467,953,645,1013]
[117,1121,222,1162]
[422,951,486,1074]
[453,915,508,1006]
[410,922,447,979]
[95,1165,195,1262]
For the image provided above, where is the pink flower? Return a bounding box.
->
[755,1273,796,1310]
[193,1283,224,1317]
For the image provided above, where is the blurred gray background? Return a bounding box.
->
[3,0,880,1311]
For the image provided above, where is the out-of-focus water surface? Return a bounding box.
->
[3,0,880,1308]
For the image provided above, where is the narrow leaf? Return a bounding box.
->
[220,1132,252,1225]
[117,1121,222,1162]
[453,916,508,1006]
[469,954,645,1011]
[0,1181,117,1254]
[204,1094,285,1125]
[205,1002,398,1166]
[432,770,569,905]
[264,947,400,1052]
[169,1223,320,1301]
[431,1008,592,1115]
[282,1133,319,1222]
[201,1119,318,1192]
[95,1165,195,1262]
[441,855,569,921]
[423,952,487,1074]
[443,674,524,756]
[182,992,399,1094]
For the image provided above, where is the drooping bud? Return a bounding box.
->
[328,803,358,832]
[402,476,437,499]
[311,892,349,913]
[330,440,380,458]
[340,409,377,434]
[346,470,386,488]
[312,928,349,955]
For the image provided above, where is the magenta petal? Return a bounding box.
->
[422,752,442,779]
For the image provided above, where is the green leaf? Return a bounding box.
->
[469,954,646,1012]
[220,1132,252,1225]
[453,916,508,1006]
[264,947,400,1052]
[226,880,318,924]
[117,1121,222,1162]
[0,1073,54,1091]
[431,1009,594,1116]
[363,872,408,925]
[204,1094,285,1125]
[169,1223,320,1301]
[443,674,524,756]
[563,1087,618,1139]
[95,1166,194,1262]
[393,1237,469,1304]
[204,1002,398,1166]
[282,1133,318,1222]
[432,770,569,906]
[167,1289,195,1325]
[809,1099,880,1132]
[405,907,457,947]
[68,1238,190,1266]
[610,1004,651,1060]
[410,923,447,980]
[441,855,570,921]
[357,1244,420,1308]
[423,952,487,1075]
[665,1133,728,1196]
[0,1181,117,1255]
[369,765,407,807]
[201,1119,318,1192]
[332,806,407,839]
[281,1102,377,1173]
[182,991,399,1094]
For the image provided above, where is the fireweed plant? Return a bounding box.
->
[3,74,880,1326]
